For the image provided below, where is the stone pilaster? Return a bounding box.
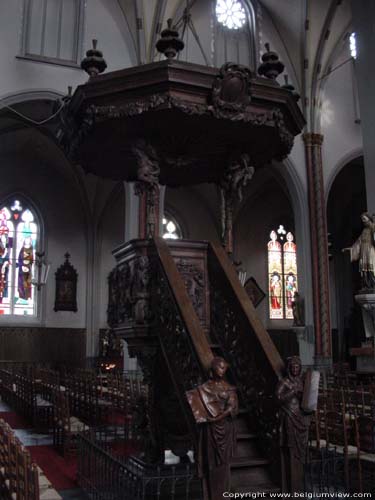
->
[303,133,332,366]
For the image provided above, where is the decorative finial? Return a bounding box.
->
[282,75,300,102]
[81,39,107,78]
[258,43,285,81]
[64,252,71,261]
[156,18,184,59]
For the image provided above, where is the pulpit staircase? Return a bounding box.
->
[150,237,285,497]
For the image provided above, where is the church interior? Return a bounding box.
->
[0,0,375,498]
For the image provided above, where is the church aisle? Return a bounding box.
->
[0,398,87,499]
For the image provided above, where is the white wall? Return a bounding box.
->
[0,130,88,329]
[0,0,135,101]
[320,50,362,191]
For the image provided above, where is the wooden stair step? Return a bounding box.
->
[231,457,269,468]
[233,484,280,494]
[237,433,257,440]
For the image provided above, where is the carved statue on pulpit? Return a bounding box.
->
[276,356,311,493]
[220,153,254,253]
[221,153,254,203]
[133,140,160,191]
[132,256,151,324]
[186,357,238,500]
[133,140,160,237]
[342,212,375,290]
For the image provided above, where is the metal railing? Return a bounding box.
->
[77,427,200,500]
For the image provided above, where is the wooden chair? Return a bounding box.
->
[53,390,88,456]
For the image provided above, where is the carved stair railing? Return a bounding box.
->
[151,237,214,444]
[207,242,284,460]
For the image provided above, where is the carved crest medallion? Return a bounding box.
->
[212,62,253,112]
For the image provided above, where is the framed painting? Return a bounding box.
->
[244,277,265,308]
[54,253,78,312]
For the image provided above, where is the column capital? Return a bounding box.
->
[303,133,324,146]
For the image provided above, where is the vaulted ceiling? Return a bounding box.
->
[115,0,353,130]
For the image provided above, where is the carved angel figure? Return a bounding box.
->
[342,212,375,290]
[132,140,160,192]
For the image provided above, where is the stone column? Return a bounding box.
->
[351,0,375,214]
[303,133,332,367]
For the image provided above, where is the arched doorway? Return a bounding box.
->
[327,156,366,365]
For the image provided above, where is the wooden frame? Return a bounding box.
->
[244,276,265,308]
[54,253,78,312]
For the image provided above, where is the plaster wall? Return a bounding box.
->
[0,143,88,330]
[0,0,134,101]
[320,51,362,190]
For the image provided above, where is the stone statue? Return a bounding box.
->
[292,292,304,326]
[276,356,311,493]
[342,212,375,290]
[186,357,238,500]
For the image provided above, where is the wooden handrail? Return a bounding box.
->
[209,241,284,378]
[153,237,214,371]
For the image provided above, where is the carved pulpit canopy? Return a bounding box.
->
[57,56,305,186]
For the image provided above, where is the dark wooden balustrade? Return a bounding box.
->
[109,237,287,493]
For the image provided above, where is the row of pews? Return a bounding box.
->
[0,419,61,499]
[309,370,375,492]
[0,366,147,457]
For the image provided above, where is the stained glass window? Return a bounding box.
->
[162,214,182,240]
[216,0,246,30]
[268,227,298,320]
[0,199,38,317]
[350,32,357,60]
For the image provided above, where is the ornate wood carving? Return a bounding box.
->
[175,259,205,321]
[212,62,253,114]
[107,256,152,328]
[54,253,78,312]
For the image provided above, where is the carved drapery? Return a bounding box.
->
[303,133,331,365]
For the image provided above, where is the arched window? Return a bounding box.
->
[214,0,257,70]
[174,0,257,71]
[268,225,298,320]
[162,214,183,240]
[0,198,39,317]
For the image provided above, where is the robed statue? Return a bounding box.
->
[276,356,313,493]
[186,357,238,500]
[342,212,375,290]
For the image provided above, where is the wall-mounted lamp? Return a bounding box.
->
[31,251,50,291]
